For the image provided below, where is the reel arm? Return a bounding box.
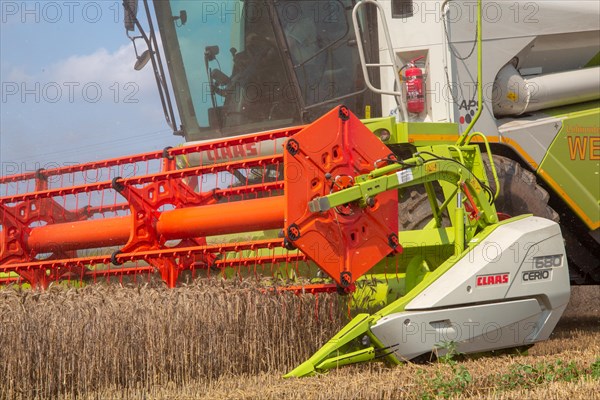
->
[309,152,498,228]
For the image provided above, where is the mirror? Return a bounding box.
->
[124,0,139,32]
[173,10,187,26]
[204,46,220,63]
[134,49,152,71]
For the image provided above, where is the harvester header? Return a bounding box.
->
[1,106,398,290]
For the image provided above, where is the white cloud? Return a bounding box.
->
[49,44,153,86]
[1,42,158,104]
[4,66,35,82]
[1,42,178,165]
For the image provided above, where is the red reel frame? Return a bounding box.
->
[284,106,399,289]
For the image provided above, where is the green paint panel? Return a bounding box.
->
[362,118,459,145]
[394,121,459,138]
[585,52,600,68]
[539,102,600,229]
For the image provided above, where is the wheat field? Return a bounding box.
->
[0,282,598,399]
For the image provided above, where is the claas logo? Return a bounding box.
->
[476,273,509,286]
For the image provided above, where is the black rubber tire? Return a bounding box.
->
[398,186,450,230]
[483,154,559,222]
[399,155,559,229]
[398,187,435,230]
[398,156,559,230]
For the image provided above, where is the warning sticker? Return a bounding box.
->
[396,169,414,185]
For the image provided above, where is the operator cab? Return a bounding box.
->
[148,0,379,140]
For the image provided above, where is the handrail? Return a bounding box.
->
[352,0,408,121]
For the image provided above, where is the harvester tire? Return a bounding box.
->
[398,187,437,230]
[483,154,559,223]
[398,155,558,229]
[398,185,450,231]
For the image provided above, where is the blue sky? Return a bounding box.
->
[0,0,181,174]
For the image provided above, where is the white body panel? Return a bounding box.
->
[372,299,553,360]
[370,216,570,359]
[374,0,600,135]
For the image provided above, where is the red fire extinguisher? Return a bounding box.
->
[403,56,425,114]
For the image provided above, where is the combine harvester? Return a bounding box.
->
[1,0,598,375]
